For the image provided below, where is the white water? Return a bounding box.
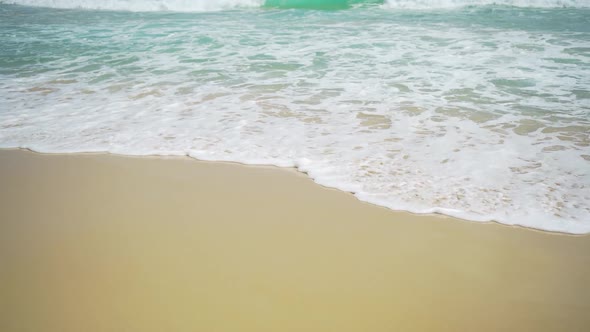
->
[4,0,264,11]
[385,0,590,9]
[4,0,590,12]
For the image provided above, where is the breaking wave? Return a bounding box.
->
[4,0,588,12]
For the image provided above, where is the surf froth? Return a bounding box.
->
[4,0,265,12]
[384,0,590,9]
[6,0,589,12]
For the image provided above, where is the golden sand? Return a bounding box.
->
[1,149,589,331]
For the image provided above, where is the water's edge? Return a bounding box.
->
[2,3,589,235]
[3,146,586,236]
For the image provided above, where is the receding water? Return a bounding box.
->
[1,0,589,233]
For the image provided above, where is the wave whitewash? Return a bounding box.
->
[3,0,590,11]
[1,2,589,233]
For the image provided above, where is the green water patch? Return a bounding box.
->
[491,78,536,88]
[264,0,383,10]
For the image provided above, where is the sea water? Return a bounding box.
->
[1,0,589,233]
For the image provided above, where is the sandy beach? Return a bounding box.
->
[0,148,588,331]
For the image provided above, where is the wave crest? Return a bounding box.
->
[384,0,590,9]
[4,0,265,12]
[5,0,588,11]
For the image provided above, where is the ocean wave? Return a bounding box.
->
[3,0,264,12]
[384,0,590,9]
[1,2,589,234]
[2,4,590,234]
[2,0,385,12]
[6,0,588,12]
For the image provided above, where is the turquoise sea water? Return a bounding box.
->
[1,0,589,233]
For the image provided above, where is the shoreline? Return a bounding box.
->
[2,147,584,236]
[1,148,590,331]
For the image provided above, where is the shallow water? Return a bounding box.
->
[1,0,589,233]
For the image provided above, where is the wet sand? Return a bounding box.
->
[1,148,589,332]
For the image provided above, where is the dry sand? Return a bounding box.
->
[1,148,589,332]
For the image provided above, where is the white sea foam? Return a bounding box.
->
[5,0,590,11]
[1,6,589,233]
[384,0,590,9]
[4,0,264,11]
